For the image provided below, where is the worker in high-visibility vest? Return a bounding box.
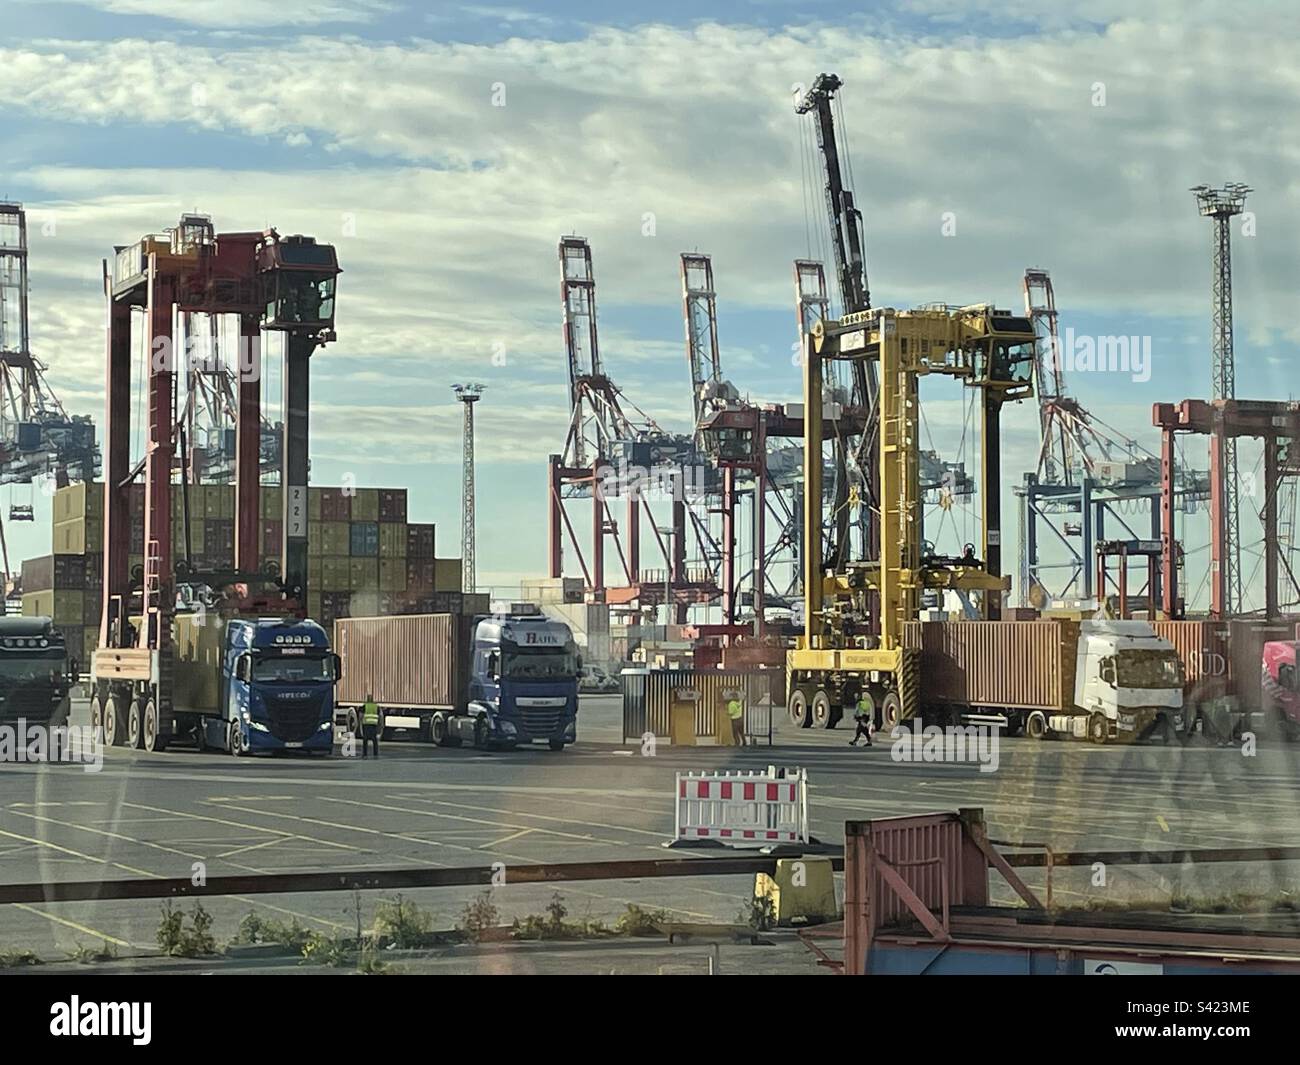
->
[849,694,874,748]
[726,694,745,747]
[361,693,380,758]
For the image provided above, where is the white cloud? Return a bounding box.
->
[1,13,1293,597]
[24,0,395,28]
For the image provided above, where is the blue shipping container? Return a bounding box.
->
[350,521,379,557]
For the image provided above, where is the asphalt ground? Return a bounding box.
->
[1,694,1298,972]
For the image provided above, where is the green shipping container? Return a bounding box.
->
[379,557,407,592]
[434,558,462,592]
[350,489,379,522]
[379,523,407,559]
[261,486,283,521]
[349,558,378,591]
[318,521,350,556]
[321,557,351,590]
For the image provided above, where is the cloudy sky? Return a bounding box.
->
[0,0,1294,611]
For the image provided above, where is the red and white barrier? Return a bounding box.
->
[674,766,808,846]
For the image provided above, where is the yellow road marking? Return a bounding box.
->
[390,793,667,841]
[199,801,451,864]
[9,809,208,865]
[216,837,288,859]
[321,796,611,845]
[484,828,534,848]
[14,904,136,949]
[123,801,360,852]
[0,826,158,879]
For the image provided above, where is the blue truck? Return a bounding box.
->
[334,611,580,750]
[92,613,340,754]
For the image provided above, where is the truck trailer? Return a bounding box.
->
[899,619,1184,743]
[92,613,340,754]
[334,612,579,750]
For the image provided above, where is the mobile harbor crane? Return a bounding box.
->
[786,304,1037,731]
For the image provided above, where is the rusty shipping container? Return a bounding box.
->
[335,613,473,711]
[901,620,1077,711]
[378,488,408,524]
[1149,619,1295,712]
[1149,620,1229,701]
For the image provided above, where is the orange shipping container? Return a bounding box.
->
[902,620,1077,711]
[334,614,474,710]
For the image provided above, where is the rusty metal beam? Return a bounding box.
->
[0,855,816,907]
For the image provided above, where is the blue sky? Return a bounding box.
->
[0,0,1295,612]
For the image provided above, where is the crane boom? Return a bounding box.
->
[795,74,870,314]
[796,73,877,572]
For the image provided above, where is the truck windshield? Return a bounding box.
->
[502,649,577,680]
[252,655,334,683]
[0,653,65,682]
[1115,650,1184,689]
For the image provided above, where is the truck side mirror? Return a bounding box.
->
[1281,664,1296,692]
[236,655,252,683]
[1100,659,1116,687]
[332,653,342,681]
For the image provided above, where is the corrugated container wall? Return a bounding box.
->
[334,613,473,709]
[902,621,1074,711]
[1149,621,1229,699]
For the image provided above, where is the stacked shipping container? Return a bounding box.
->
[23,483,486,644]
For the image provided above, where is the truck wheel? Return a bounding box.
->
[880,692,903,732]
[102,695,124,747]
[142,701,165,753]
[193,720,206,751]
[812,690,834,729]
[346,708,360,736]
[788,688,811,729]
[127,699,144,750]
[1088,713,1109,745]
[1026,712,1048,740]
[89,694,103,735]
[228,720,246,757]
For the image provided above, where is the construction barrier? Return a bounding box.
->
[673,766,808,846]
[622,668,775,745]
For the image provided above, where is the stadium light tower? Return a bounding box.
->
[1191,182,1251,616]
[452,383,485,595]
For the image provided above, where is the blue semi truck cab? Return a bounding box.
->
[94,613,340,753]
[465,614,580,750]
[191,616,341,756]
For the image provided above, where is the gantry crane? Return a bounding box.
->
[90,214,339,750]
[548,237,711,618]
[786,305,1036,729]
[1016,267,1209,607]
[0,202,100,595]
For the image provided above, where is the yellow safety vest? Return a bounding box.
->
[727,699,744,720]
[362,700,379,725]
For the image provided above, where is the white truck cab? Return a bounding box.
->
[1050,620,1184,742]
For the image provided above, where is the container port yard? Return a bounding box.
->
[0,1,1295,1036]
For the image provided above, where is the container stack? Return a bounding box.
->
[22,483,489,644]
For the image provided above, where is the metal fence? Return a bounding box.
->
[621,668,775,745]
